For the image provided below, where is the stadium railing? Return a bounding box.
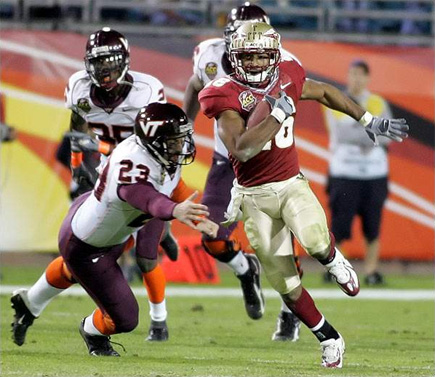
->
[0,0,433,46]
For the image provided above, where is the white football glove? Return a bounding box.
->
[264,91,296,124]
[365,117,409,146]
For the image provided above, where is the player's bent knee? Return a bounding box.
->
[265,271,301,296]
[115,306,139,333]
[136,256,157,273]
[116,317,138,333]
[281,284,303,304]
[299,224,330,258]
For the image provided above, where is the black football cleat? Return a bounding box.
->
[272,311,301,342]
[11,289,36,346]
[79,319,120,356]
[160,222,179,261]
[146,320,169,342]
[236,254,265,320]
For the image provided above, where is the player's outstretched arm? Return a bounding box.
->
[301,79,365,120]
[183,74,204,122]
[301,79,409,145]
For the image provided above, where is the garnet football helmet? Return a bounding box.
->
[224,2,270,52]
[84,27,130,90]
[135,103,196,174]
[229,22,281,86]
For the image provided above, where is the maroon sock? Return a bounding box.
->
[319,232,336,265]
[286,287,323,328]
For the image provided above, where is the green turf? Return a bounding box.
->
[2,293,434,377]
[1,264,434,376]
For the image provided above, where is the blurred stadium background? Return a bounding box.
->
[0,2,434,375]
[0,0,433,267]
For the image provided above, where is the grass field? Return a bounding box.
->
[1,266,434,377]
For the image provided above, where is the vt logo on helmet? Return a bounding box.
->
[134,103,196,175]
[229,22,281,86]
[84,27,130,91]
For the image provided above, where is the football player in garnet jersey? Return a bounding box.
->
[12,103,218,356]
[11,29,177,346]
[184,2,302,341]
[199,22,408,368]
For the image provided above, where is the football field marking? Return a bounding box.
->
[1,285,433,301]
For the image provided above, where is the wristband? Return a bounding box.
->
[98,141,112,155]
[270,107,286,124]
[71,151,83,168]
[359,111,374,127]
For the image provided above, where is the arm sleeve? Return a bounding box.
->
[291,60,306,99]
[118,182,177,220]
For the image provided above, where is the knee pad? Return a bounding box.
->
[202,240,239,263]
[135,257,157,273]
[259,254,301,295]
[46,257,76,289]
[265,270,301,295]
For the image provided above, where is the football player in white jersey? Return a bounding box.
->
[183,3,301,341]
[16,102,218,356]
[11,29,176,346]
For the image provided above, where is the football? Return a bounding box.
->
[246,99,272,129]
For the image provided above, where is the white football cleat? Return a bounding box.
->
[320,334,345,368]
[325,249,360,296]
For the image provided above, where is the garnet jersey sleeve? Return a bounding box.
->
[198,78,240,119]
[279,57,306,100]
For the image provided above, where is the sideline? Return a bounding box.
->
[0,285,433,301]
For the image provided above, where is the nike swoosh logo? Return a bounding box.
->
[91,257,100,263]
[280,82,292,90]
[216,160,226,166]
[17,315,25,325]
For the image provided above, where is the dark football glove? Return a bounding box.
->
[264,91,296,123]
[72,164,96,189]
[365,117,409,146]
[66,131,99,153]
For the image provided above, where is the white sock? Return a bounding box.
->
[309,315,325,332]
[26,273,65,317]
[228,252,249,275]
[280,300,293,314]
[83,311,104,336]
[149,299,167,322]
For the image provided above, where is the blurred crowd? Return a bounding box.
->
[0,1,432,37]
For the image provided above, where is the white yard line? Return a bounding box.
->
[0,285,433,301]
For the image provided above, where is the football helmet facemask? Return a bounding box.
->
[229,22,281,86]
[135,103,196,175]
[224,3,270,53]
[85,27,130,91]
